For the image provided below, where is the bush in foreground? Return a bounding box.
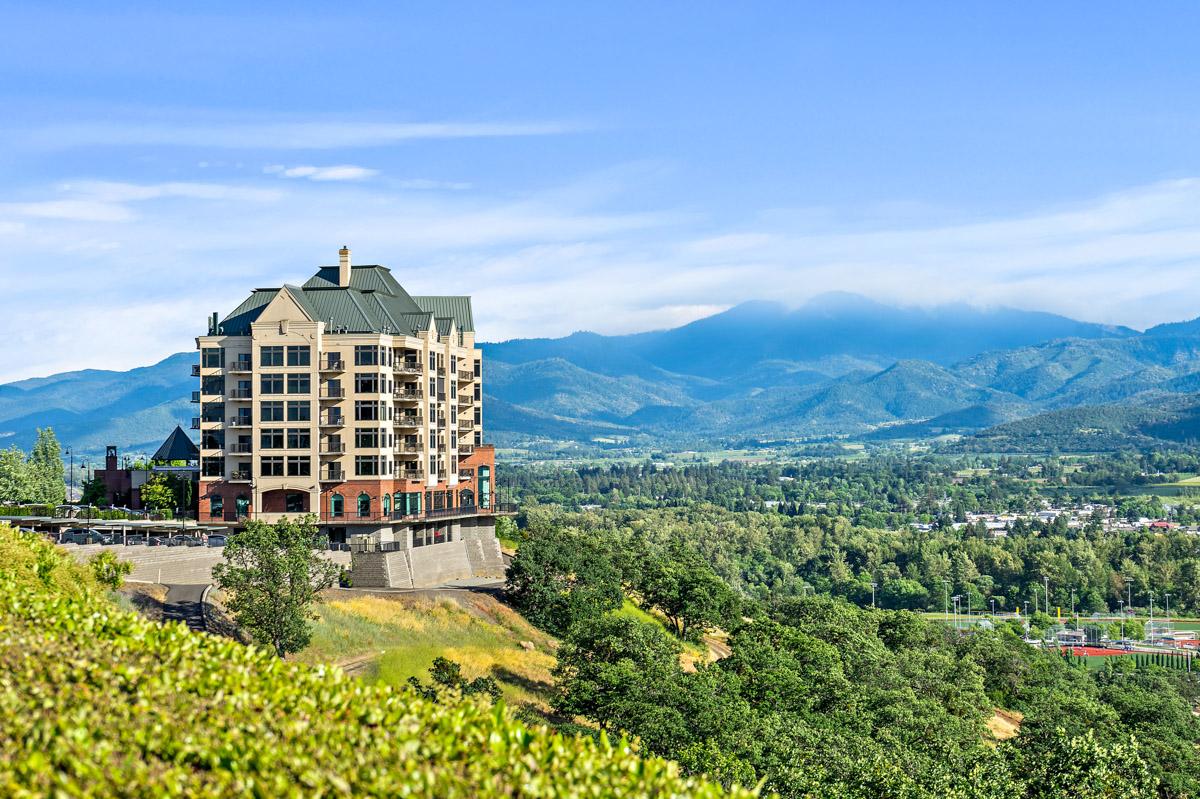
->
[0,525,753,798]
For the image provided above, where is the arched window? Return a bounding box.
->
[235,494,249,519]
[358,492,371,518]
[210,494,224,519]
[459,488,474,509]
[383,493,391,517]
[330,492,344,518]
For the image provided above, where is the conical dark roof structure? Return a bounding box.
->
[152,425,200,463]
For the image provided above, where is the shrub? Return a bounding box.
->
[0,525,751,798]
[88,550,133,589]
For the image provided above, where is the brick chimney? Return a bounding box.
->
[338,245,351,287]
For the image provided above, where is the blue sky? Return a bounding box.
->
[3,2,1200,381]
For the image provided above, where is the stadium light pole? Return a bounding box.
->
[942,579,951,622]
[1148,591,1155,640]
[1164,592,1171,634]
[1118,599,1125,640]
[1124,576,1133,616]
[1043,576,1050,616]
[870,581,877,609]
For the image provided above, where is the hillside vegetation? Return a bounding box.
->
[0,524,750,798]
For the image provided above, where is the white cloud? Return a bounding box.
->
[15,118,584,150]
[4,174,1200,381]
[264,164,378,181]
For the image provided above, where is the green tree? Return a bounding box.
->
[505,523,624,635]
[89,551,133,590]
[212,515,339,657]
[407,657,501,703]
[636,541,738,640]
[552,613,683,731]
[80,476,108,506]
[0,446,32,502]
[139,474,175,512]
[28,429,64,505]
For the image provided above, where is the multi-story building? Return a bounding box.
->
[193,247,500,572]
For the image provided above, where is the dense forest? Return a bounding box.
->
[504,512,1200,798]
[504,455,1200,615]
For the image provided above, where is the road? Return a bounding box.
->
[163,584,208,632]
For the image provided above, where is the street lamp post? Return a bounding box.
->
[942,579,951,622]
[1118,599,1125,640]
[990,598,996,617]
[870,581,877,609]
[952,595,961,630]
[1043,576,1050,617]
[65,447,73,503]
[1164,592,1171,635]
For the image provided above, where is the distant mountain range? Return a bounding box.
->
[4,293,1200,456]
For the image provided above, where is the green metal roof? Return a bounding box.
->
[412,296,474,331]
[218,262,472,338]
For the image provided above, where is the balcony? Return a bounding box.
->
[394,415,423,428]
[394,441,422,456]
[320,358,345,372]
[228,388,252,400]
[457,370,474,382]
[399,470,422,481]
[229,470,252,483]
[319,414,345,428]
[459,420,475,431]
[191,364,201,377]
[229,417,253,428]
[190,417,201,430]
[227,359,253,373]
[319,387,345,401]
[320,468,345,483]
[319,442,346,456]
[459,443,475,455]
[394,361,423,375]
[228,442,252,454]
[394,389,422,401]
[190,391,201,403]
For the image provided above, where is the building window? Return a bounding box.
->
[201,376,225,396]
[202,347,224,368]
[354,345,379,366]
[201,431,224,450]
[261,375,284,395]
[261,456,284,476]
[355,456,380,476]
[201,403,225,423]
[286,456,310,476]
[357,492,371,517]
[459,488,474,508]
[285,492,305,513]
[202,457,224,477]
[210,494,224,517]
[260,429,285,449]
[235,495,250,518]
[261,401,284,422]
[286,345,310,366]
[287,428,311,449]
[382,493,391,516]
[355,400,380,421]
[355,428,379,448]
[478,465,491,508]
[260,346,283,366]
[330,493,344,518]
[287,400,310,421]
[286,374,310,394]
[355,373,380,393]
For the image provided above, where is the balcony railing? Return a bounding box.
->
[190,391,201,403]
[394,442,422,455]
[319,415,345,428]
[227,359,253,373]
[228,442,252,454]
[229,470,252,482]
[191,364,201,377]
[459,420,475,431]
[229,417,253,428]
[190,417,201,429]
[320,469,345,482]
[393,361,423,375]
[459,444,475,454]
[399,470,422,481]
[456,370,474,382]
[393,415,423,427]
[228,388,252,400]
[319,442,346,455]
[320,358,344,372]
[319,387,345,400]
[394,389,422,401]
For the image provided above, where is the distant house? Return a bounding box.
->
[1149,520,1172,531]
[93,426,199,510]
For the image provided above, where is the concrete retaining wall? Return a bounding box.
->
[348,516,505,588]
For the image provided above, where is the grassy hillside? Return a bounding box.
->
[0,525,751,798]
[297,590,559,714]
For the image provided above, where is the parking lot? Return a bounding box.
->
[63,541,350,584]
